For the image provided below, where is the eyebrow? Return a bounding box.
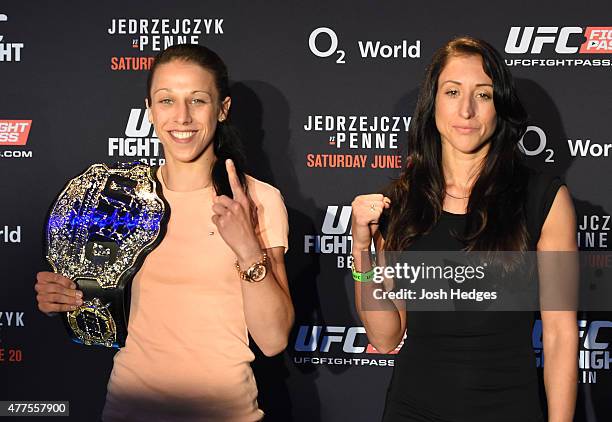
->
[153,88,213,95]
[441,80,493,88]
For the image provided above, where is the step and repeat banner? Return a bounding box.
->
[1,1,611,421]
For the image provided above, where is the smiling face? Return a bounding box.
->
[435,54,497,156]
[147,59,230,165]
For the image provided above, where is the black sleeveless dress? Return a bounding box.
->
[379,171,563,422]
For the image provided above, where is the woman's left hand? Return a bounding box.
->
[212,159,262,266]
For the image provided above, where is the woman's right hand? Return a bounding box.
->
[351,194,391,251]
[34,272,83,315]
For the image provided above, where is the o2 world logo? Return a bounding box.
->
[518,125,554,163]
[308,27,421,64]
[518,126,610,162]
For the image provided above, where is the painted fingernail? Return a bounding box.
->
[76,299,83,306]
[75,291,83,298]
[70,284,76,289]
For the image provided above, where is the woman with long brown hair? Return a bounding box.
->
[352,37,577,421]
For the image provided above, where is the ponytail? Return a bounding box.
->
[211,121,248,197]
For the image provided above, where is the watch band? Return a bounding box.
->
[235,252,268,282]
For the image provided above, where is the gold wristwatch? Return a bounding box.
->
[235,252,268,282]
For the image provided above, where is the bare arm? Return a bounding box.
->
[352,194,406,354]
[239,246,294,356]
[538,186,578,422]
[212,159,294,357]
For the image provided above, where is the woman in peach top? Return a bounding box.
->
[35,44,294,421]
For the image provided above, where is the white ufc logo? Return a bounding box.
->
[505,27,583,54]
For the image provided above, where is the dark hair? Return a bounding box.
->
[385,36,530,252]
[147,44,247,197]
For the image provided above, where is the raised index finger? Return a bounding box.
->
[225,159,245,200]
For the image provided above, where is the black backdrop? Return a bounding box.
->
[1,1,611,420]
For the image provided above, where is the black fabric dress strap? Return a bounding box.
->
[525,169,565,249]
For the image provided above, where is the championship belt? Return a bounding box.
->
[45,162,169,348]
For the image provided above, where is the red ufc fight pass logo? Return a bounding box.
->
[0,120,32,145]
[579,27,612,53]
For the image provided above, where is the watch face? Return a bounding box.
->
[248,263,267,282]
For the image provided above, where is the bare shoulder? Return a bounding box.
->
[538,186,577,251]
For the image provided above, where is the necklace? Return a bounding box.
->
[161,166,212,190]
[445,191,469,200]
